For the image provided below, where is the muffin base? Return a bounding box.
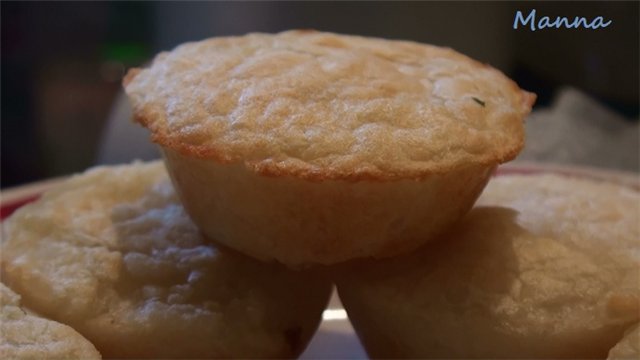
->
[162,148,494,266]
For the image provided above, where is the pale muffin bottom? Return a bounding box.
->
[162,147,494,267]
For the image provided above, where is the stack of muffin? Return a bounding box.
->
[2,31,638,359]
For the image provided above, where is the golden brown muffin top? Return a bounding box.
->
[124,30,535,181]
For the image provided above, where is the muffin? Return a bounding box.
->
[1,161,332,359]
[336,174,640,358]
[608,324,639,360]
[123,30,534,266]
[0,283,101,360]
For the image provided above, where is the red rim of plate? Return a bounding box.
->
[1,194,40,220]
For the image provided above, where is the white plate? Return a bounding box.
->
[300,290,367,359]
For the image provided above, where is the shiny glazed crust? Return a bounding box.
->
[163,148,493,266]
[1,161,332,358]
[336,174,640,358]
[124,30,534,181]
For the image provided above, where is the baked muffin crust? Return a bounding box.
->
[1,161,332,358]
[608,325,639,360]
[124,30,534,181]
[336,174,640,358]
[0,283,101,360]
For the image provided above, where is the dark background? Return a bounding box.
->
[2,1,638,188]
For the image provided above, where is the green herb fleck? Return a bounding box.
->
[472,97,486,107]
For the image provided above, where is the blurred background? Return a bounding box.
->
[2,1,638,188]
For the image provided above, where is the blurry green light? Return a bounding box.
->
[102,43,148,64]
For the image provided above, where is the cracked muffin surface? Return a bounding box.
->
[124,30,534,181]
[1,161,331,358]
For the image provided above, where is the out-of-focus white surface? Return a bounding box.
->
[518,87,639,172]
[300,289,367,359]
[96,92,160,165]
